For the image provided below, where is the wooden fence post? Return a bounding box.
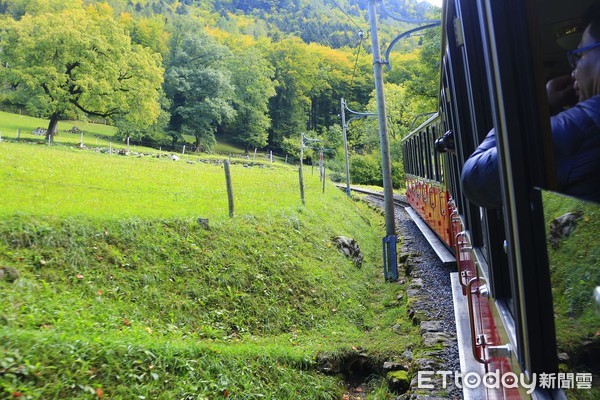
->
[224,159,235,217]
[299,166,305,205]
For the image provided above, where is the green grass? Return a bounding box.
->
[0,141,417,399]
[543,191,600,399]
[0,110,118,147]
[0,110,281,161]
[214,137,247,155]
[0,143,306,219]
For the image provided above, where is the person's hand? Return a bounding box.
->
[546,75,577,115]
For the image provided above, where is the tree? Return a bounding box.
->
[0,4,164,141]
[0,0,83,19]
[405,26,440,105]
[120,13,170,57]
[213,31,276,151]
[164,18,235,149]
[268,37,319,149]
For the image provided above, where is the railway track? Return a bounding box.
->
[342,185,455,266]
[346,185,461,399]
[336,185,409,207]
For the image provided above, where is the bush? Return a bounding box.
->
[350,154,382,186]
[350,154,404,189]
[392,160,404,189]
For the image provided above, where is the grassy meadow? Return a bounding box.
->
[0,112,418,399]
[0,110,248,156]
[1,143,301,219]
[0,110,117,147]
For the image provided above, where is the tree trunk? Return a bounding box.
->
[46,114,60,143]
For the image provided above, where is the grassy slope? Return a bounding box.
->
[542,191,600,399]
[0,110,117,147]
[0,140,417,399]
[0,143,298,218]
[0,110,260,156]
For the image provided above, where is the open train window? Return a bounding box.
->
[433,0,598,391]
[477,0,600,379]
[443,0,511,305]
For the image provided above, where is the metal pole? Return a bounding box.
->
[341,98,351,197]
[368,0,398,280]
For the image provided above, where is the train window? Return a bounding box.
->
[411,137,416,177]
[403,141,408,175]
[418,133,425,178]
[409,138,415,175]
[412,137,417,176]
[475,0,600,379]
[440,69,462,213]
[418,133,424,179]
[433,127,442,184]
[415,135,423,176]
[424,129,433,180]
[409,137,417,175]
[430,126,440,182]
[408,141,413,176]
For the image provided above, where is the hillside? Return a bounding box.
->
[0,0,441,190]
[0,142,419,399]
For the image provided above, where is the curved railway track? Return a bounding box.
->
[343,185,455,266]
[344,185,462,399]
[338,185,409,207]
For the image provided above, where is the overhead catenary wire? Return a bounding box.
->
[328,0,365,31]
[350,32,364,88]
[324,0,369,88]
[379,0,441,25]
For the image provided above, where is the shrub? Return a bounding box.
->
[350,154,382,186]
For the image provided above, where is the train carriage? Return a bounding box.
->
[402,0,600,398]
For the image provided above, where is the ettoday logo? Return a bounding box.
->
[417,371,593,394]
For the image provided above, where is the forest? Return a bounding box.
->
[0,0,441,187]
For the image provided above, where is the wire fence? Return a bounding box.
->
[0,126,308,166]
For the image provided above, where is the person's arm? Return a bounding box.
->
[461,129,502,209]
[550,96,600,198]
[546,75,577,116]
